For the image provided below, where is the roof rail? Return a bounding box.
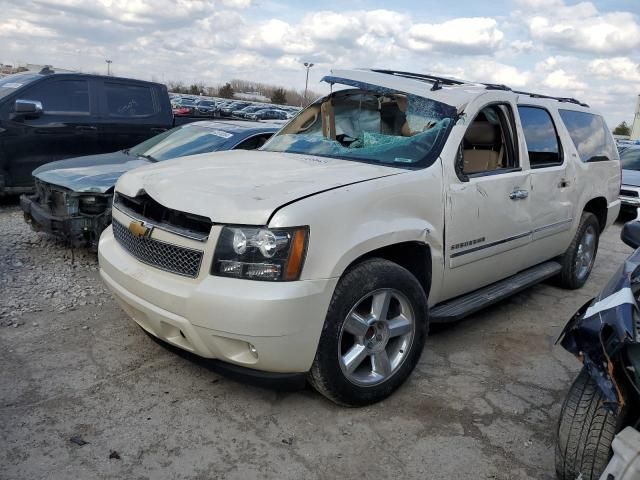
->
[370,69,466,86]
[370,69,590,107]
[512,90,589,108]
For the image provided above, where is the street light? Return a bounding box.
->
[105,59,112,76]
[303,62,314,106]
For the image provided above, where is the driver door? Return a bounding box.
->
[440,100,533,300]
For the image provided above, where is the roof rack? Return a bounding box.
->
[482,82,589,107]
[512,90,589,108]
[370,69,466,86]
[371,69,589,107]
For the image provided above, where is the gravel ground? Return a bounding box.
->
[0,201,633,480]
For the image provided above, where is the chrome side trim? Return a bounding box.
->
[450,218,573,258]
[450,231,530,258]
[532,218,573,233]
[113,203,210,242]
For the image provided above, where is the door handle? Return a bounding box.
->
[509,189,528,200]
[75,125,97,131]
[558,178,570,188]
[150,127,167,134]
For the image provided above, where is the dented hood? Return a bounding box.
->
[116,150,405,224]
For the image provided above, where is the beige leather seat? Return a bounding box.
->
[463,121,502,173]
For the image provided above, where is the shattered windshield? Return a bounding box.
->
[262,87,455,167]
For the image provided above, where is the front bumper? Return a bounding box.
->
[20,194,110,248]
[98,223,337,373]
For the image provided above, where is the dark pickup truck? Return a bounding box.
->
[0,69,194,195]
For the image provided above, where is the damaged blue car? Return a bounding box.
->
[556,221,640,480]
[20,120,278,248]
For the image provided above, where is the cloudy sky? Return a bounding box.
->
[1,0,639,126]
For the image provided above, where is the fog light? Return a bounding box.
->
[248,343,258,358]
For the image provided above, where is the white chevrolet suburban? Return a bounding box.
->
[98,69,621,406]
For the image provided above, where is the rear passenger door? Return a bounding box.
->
[518,106,574,260]
[97,81,167,152]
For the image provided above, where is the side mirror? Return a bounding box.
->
[14,99,43,117]
[621,221,640,249]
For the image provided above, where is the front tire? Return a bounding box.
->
[555,368,625,480]
[308,258,428,406]
[557,212,600,289]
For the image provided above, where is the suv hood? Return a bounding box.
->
[116,150,406,225]
[33,152,149,193]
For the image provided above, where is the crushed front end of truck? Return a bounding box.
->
[20,179,112,249]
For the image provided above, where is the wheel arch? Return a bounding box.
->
[341,241,432,300]
[583,196,608,233]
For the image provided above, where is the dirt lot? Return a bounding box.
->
[0,202,632,480]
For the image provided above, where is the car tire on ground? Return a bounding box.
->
[308,258,428,406]
[555,368,626,480]
[557,212,600,289]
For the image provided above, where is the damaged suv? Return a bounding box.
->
[98,69,621,406]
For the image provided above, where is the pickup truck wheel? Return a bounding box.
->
[557,212,599,289]
[308,258,428,406]
[555,367,626,480]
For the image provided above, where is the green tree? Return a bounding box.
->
[613,121,631,136]
[218,83,235,99]
[270,88,287,105]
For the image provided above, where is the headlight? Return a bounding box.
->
[212,226,308,281]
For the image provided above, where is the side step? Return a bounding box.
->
[430,261,562,323]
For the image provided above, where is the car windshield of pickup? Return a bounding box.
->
[262,88,454,167]
[128,124,232,161]
[0,73,41,100]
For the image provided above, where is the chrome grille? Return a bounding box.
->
[112,219,203,278]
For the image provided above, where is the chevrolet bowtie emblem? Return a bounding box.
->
[128,220,153,238]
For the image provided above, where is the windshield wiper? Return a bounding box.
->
[137,153,158,163]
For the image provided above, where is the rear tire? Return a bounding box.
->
[555,368,625,480]
[557,212,600,289]
[308,258,428,406]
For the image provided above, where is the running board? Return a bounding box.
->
[430,261,562,323]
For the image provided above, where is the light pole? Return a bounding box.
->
[105,59,112,76]
[303,62,314,106]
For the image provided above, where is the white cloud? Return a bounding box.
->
[526,2,640,54]
[408,17,504,54]
[589,57,640,83]
[542,69,587,90]
[465,60,530,87]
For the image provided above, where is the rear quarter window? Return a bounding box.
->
[105,82,157,118]
[558,109,618,163]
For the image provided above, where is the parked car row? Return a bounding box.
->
[170,93,300,120]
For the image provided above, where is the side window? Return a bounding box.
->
[518,106,562,168]
[234,133,273,150]
[558,110,618,162]
[23,79,89,115]
[105,82,156,117]
[460,104,518,176]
